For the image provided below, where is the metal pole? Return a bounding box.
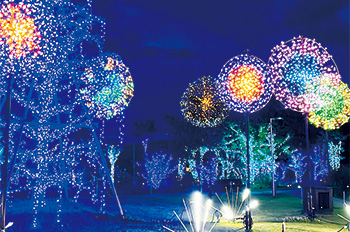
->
[270,118,276,197]
[132,142,135,182]
[1,75,11,231]
[305,116,311,185]
[245,113,252,231]
[305,116,313,217]
[246,114,250,190]
[269,117,283,197]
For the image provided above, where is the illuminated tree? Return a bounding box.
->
[311,144,329,181]
[287,151,308,184]
[284,135,344,184]
[180,75,228,128]
[328,140,344,171]
[107,145,121,183]
[200,156,218,188]
[138,152,177,194]
[182,147,217,185]
[216,122,295,184]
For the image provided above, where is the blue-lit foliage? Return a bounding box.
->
[107,145,121,183]
[328,140,344,171]
[178,122,295,186]
[311,144,329,181]
[138,152,177,194]
[179,146,218,189]
[216,122,295,184]
[287,151,308,184]
[280,138,344,184]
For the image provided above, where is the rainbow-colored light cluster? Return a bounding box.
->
[308,76,350,130]
[180,75,229,128]
[268,36,338,114]
[0,3,41,59]
[218,54,272,114]
[80,53,134,120]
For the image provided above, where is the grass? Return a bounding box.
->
[214,191,349,232]
[5,190,350,231]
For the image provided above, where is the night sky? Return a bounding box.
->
[92,0,349,143]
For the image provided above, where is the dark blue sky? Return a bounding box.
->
[92,0,349,142]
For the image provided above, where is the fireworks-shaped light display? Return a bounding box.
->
[308,76,350,130]
[0,2,42,59]
[268,36,339,114]
[80,52,134,120]
[218,54,272,114]
[180,75,229,128]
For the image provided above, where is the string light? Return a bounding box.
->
[80,52,134,120]
[218,54,272,114]
[180,75,229,128]
[0,0,126,228]
[139,153,177,191]
[268,36,338,114]
[308,77,350,130]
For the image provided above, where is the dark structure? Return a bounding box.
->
[302,186,333,214]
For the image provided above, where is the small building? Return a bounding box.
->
[302,186,333,214]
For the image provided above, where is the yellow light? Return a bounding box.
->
[0,3,41,59]
[105,57,117,70]
[228,65,264,104]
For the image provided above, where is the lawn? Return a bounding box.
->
[4,190,350,231]
[119,191,349,232]
[215,192,348,232]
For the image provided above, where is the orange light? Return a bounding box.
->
[0,3,41,59]
[105,57,117,70]
[227,65,264,104]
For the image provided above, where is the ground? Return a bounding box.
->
[3,189,349,231]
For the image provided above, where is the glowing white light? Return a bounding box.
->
[242,188,251,201]
[249,200,259,209]
[221,205,234,221]
[346,203,350,216]
[191,191,203,232]
[202,199,212,232]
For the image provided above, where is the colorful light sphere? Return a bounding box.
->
[0,2,42,59]
[308,75,350,130]
[80,52,134,120]
[218,54,272,114]
[268,36,338,113]
[180,75,229,128]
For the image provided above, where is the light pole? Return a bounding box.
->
[270,117,283,197]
